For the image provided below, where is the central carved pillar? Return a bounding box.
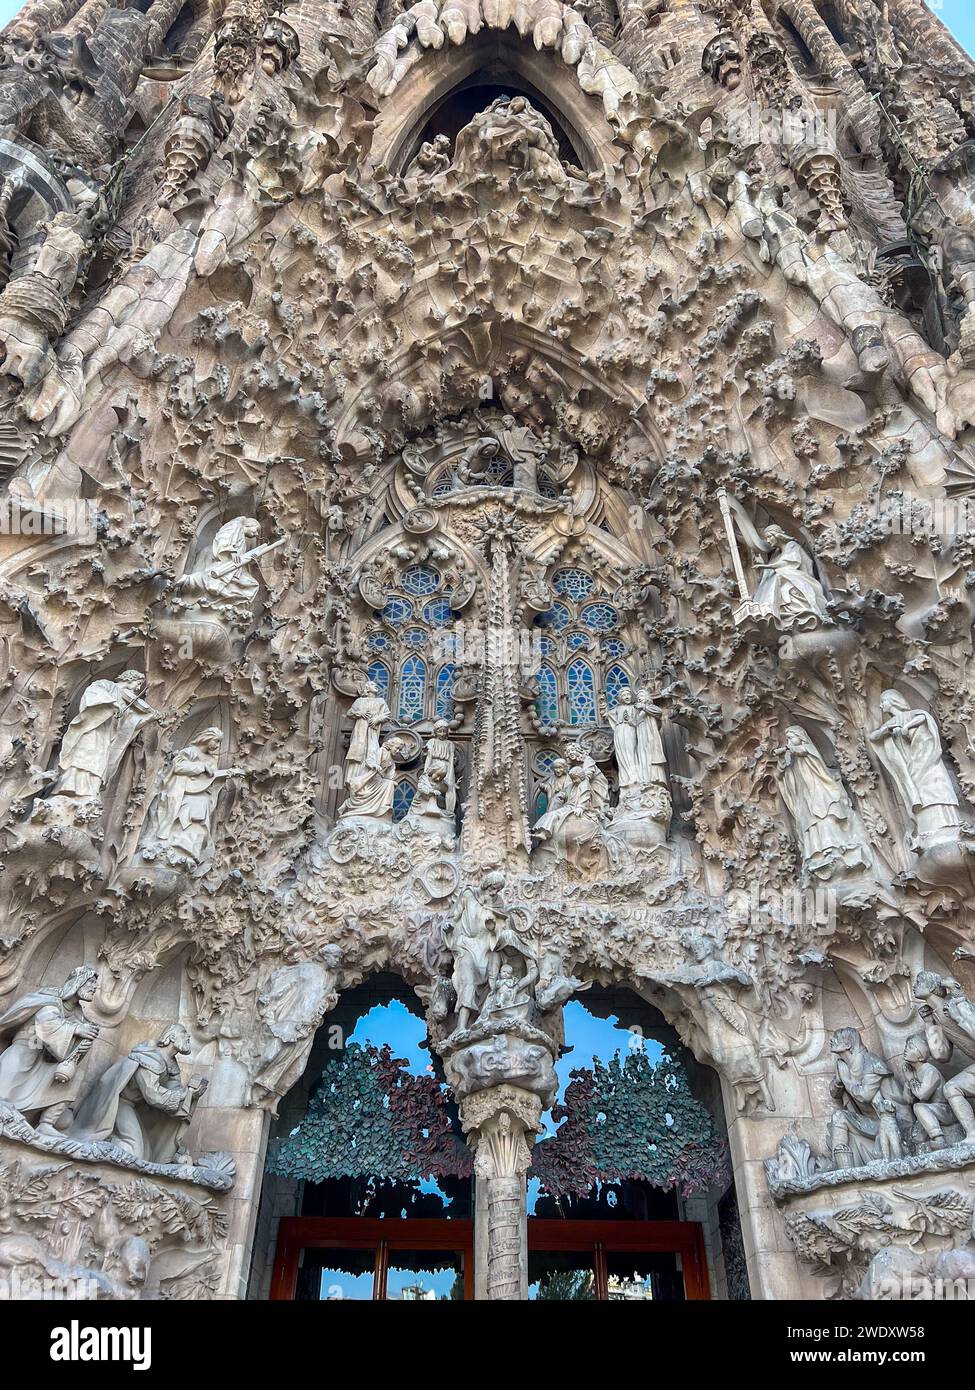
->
[460,1084,542,1301]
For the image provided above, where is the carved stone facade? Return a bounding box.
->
[0,0,974,1302]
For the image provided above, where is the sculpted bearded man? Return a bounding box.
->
[68,1023,207,1164]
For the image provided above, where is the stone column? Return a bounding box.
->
[460,1084,542,1302]
[779,0,879,151]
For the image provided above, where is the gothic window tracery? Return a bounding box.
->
[366,563,458,724]
[533,566,631,728]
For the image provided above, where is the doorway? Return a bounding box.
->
[269,1216,709,1301]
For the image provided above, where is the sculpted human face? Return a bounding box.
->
[77,972,98,1003]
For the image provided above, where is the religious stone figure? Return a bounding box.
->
[902,1033,955,1151]
[445,872,536,1032]
[533,743,615,873]
[0,209,87,389]
[776,727,871,883]
[251,946,343,1110]
[337,680,405,824]
[607,684,670,820]
[869,691,963,848]
[174,518,284,625]
[0,966,99,1133]
[481,961,535,1026]
[533,756,571,843]
[68,1024,207,1164]
[43,671,156,817]
[453,95,565,183]
[747,525,830,632]
[458,416,545,491]
[827,1027,905,1169]
[566,743,609,816]
[137,727,245,872]
[339,733,410,824]
[913,968,975,1143]
[404,720,456,832]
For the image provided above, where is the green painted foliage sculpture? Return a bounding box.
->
[266,1043,726,1198]
[266,1042,472,1182]
[531,1049,728,1198]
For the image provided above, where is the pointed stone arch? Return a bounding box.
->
[369,29,624,173]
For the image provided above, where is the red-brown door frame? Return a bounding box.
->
[527,1217,711,1300]
[269,1217,475,1301]
[270,1216,709,1301]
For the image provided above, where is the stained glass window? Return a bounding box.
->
[554,568,594,601]
[484,456,514,487]
[535,602,571,632]
[401,565,439,596]
[367,660,390,702]
[605,664,630,709]
[423,599,453,627]
[581,603,618,632]
[567,632,593,651]
[537,469,559,500]
[536,664,559,725]
[392,781,415,822]
[435,664,455,719]
[398,656,426,722]
[380,597,412,626]
[567,659,596,725]
[368,555,463,723]
[430,470,455,498]
[602,637,626,659]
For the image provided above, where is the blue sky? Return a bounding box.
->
[0,0,971,51]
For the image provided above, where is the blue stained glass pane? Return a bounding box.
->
[484,456,514,487]
[581,603,618,632]
[553,568,594,601]
[400,565,439,596]
[367,661,390,703]
[538,636,555,657]
[537,469,559,500]
[398,656,426,722]
[567,659,596,725]
[380,597,412,626]
[534,602,570,632]
[605,663,630,710]
[535,664,559,725]
[534,788,549,821]
[435,664,455,719]
[392,780,415,822]
[423,599,453,627]
[403,627,428,648]
[567,632,592,650]
[602,637,626,659]
[367,630,390,651]
[430,470,455,497]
